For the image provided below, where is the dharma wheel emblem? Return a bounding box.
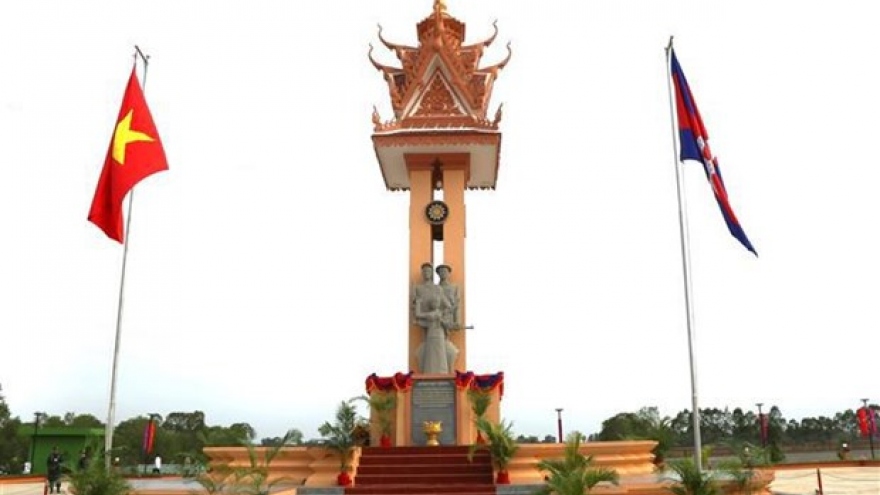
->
[425,200,449,224]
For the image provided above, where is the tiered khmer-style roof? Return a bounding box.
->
[370,0,510,132]
[370,0,511,190]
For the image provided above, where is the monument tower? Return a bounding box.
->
[370,0,510,375]
[208,3,668,486]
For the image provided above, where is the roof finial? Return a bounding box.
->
[433,0,447,16]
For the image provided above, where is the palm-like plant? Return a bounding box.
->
[467,389,492,443]
[468,417,519,483]
[66,449,131,495]
[193,464,232,495]
[352,393,396,446]
[536,431,619,495]
[318,401,360,485]
[468,389,492,419]
[195,429,298,495]
[235,430,297,495]
[664,458,718,495]
[716,458,754,495]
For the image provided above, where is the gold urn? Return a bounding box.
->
[423,420,443,446]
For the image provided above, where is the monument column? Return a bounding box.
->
[407,164,434,373]
[370,0,510,442]
[442,162,468,373]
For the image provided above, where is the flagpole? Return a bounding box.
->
[104,46,150,469]
[665,36,703,472]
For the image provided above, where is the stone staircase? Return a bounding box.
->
[346,445,496,495]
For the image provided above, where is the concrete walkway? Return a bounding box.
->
[771,467,880,495]
[0,482,50,495]
[2,468,877,495]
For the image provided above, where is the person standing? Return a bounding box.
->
[46,446,62,494]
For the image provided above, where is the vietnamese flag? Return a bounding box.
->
[88,66,168,243]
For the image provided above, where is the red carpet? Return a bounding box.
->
[346,446,496,495]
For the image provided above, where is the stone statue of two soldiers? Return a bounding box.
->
[411,262,461,374]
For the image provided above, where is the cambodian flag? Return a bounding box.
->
[670,49,757,256]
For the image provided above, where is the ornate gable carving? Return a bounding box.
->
[413,73,464,117]
[369,1,510,132]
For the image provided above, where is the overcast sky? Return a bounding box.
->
[1,0,878,441]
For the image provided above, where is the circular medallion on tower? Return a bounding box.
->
[425,200,449,224]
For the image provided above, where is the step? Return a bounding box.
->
[345,484,496,495]
[348,492,494,495]
[360,446,475,456]
[358,455,490,467]
[347,491,495,495]
[357,463,492,476]
[353,473,494,485]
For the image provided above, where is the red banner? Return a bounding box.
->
[142,418,156,454]
[758,413,769,444]
[365,372,413,393]
[857,407,871,437]
[455,371,504,399]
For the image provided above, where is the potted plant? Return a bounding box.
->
[469,417,519,484]
[536,431,619,495]
[353,392,397,447]
[318,401,360,486]
[664,458,719,495]
[467,388,492,444]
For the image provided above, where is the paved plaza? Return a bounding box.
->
[1,466,877,495]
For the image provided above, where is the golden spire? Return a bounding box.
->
[433,0,447,16]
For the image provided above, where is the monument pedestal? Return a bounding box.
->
[366,372,503,447]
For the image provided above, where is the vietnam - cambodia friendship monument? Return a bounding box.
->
[207,0,692,489]
[364,0,510,448]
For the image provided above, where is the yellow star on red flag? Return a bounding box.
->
[112,109,155,165]
[88,66,169,243]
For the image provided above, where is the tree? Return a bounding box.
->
[730,408,755,442]
[41,415,68,428]
[0,385,28,474]
[765,406,786,463]
[162,411,207,462]
[163,411,206,433]
[515,434,540,443]
[670,409,693,447]
[699,408,732,445]
[203,423,256,447]
[261,430,302,447]
[833,410,858,439]
[64,413,104,428]
[596,412,642,441]
[596,407,674,463]
[112,416,154,466]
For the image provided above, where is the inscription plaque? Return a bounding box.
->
[411,379,457,446]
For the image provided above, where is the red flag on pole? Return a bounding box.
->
[88,66,168,243]
[143,418,156,454]
[858,407,870,436]
[758,413,769,444]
